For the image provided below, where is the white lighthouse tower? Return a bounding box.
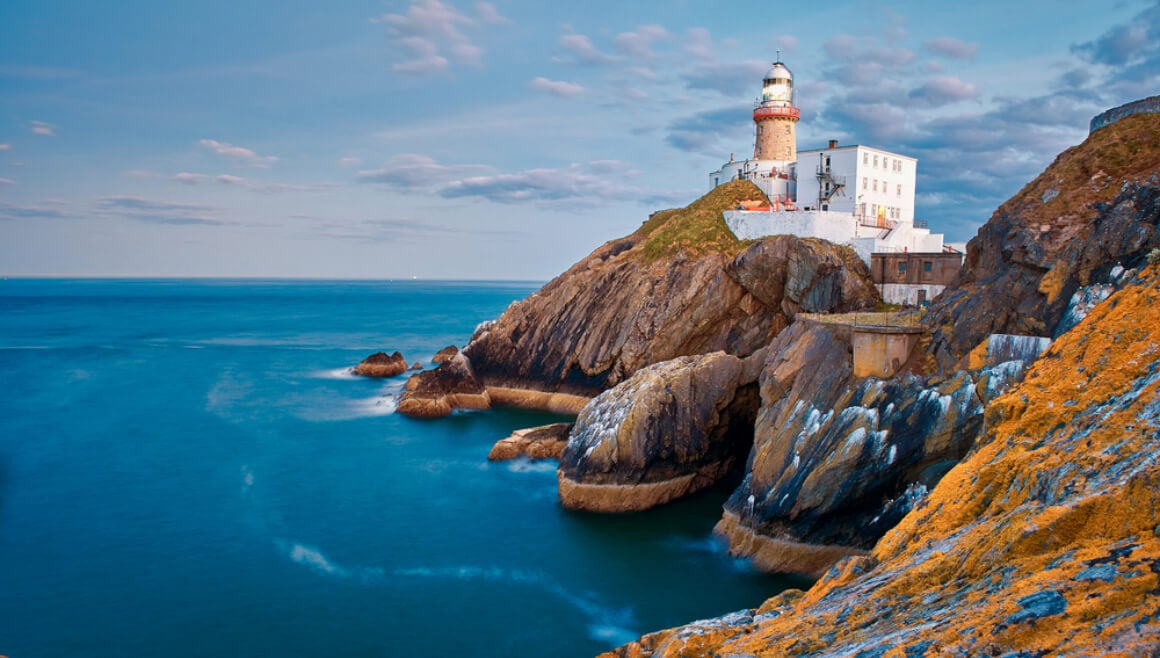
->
[708,54,799,206]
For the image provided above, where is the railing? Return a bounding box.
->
[854,213,897,229]
[913,219,928,229]
[752,105,801,120]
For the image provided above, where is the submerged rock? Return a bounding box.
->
[558,351,761,512]
[353,351,408,378]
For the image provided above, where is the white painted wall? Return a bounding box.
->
[878,283,947,306]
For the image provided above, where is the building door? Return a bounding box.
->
[917,289,927,305]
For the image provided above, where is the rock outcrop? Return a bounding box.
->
[398,181,877,417]
[608,262,1160,658]
[354,351,408,377]
[432,345,458,364]
[396,353,490,418]
[558,351,762,513]
[927,113,1160,371]
[714,320,1026,576]
[488,423,572,461]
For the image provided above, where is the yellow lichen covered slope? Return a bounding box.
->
[610,263,1160,657]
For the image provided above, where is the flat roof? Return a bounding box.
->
[799,144,917,161]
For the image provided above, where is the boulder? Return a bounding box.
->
[432,345,459,364]
[488,423,572,461]
[353,351,408,378]
[557,351,761,512]
[396,353,490,418]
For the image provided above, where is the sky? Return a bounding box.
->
[1,0,1158,279]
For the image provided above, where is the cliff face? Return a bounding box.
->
[609,262,1160,657]
[399,181,878,417]
[927,113,1160,371]
[712,320,1024,576]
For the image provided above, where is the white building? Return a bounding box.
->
[708,58,957,282]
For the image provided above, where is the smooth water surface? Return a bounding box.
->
[0,279,808,657]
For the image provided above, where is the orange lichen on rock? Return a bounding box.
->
[607,264,1160,657]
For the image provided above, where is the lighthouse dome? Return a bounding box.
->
[761,61,794,104]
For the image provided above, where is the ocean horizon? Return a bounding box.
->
[0,278,806,657]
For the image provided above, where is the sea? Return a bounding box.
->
[0,279,808,658]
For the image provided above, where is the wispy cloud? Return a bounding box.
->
[908,76,980,107]
[357,153,493,190]
[198,139,278,168]
[173,172,210,185]
[613,25,670,60]
[95,196,227,226]
[0,200,70,220]
[338,157,362,167]
[0,143,11,151]
[555,33,616,66]
[373,0,505,75]
[0,178,15,186]
[528,76,584,98]
[30,121,56,136]
[922,37,979,60]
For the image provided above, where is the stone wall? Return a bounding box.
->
[1089,95,1160,133]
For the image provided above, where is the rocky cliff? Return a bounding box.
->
[608,260,1160,657]
[926,113,1160,371]
[399,180,878,416]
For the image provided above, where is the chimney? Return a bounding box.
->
[828,139,838,149]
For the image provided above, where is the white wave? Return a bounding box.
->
[351,395,398,417]
[504,458,559,474]
[311,367,358,380]
[393,565,637,647]
[278,540,384,583]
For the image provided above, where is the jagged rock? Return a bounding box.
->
[926,113,1160,371]
[410,361,422,370]
[432,345,459,364]
[459,182,878,400]
[488,423,572,461]
[557,351,760,512]
[608,263,1160,657]
[396,353,490,418]
[353,351,408,378]
[715,320,1027,576]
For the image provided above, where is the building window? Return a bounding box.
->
[924,261,933,273]
[863,153,868,165]
[873,179,878,192]
[862,177,868,190]
[898,261,907,273]
[873,155,879,168]
[897,184,902,196]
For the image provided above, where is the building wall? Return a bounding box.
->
[709,159,794,202]
[852,330,922,378]
[871,252,962,286]
[797,145,916,224]
[754,116,797,161]
[877,283,947,306]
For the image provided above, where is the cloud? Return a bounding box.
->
[198,139,278,168]
[775,35,798,54]
[0,201,69,220]
[296,215,520,243]
[0,143,10,151]
[30,121,55,136]
[557,33,616,65]
[613,25,670,59]
[95,196,226,226]
[439,160,650,204]
[665,103,752,154]
[174,172,210,185]
[682,60,769,96]
[922,37,979,60]
[0,178,14,185]
[908,76,980,107]
[683,28,716,60]
[373,0,503,74]
[1072,23,1150,66]
[338,157,362,167]
[357,153,494,190]
[528,76,585,98]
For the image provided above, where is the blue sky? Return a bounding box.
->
[1,0,1157,279]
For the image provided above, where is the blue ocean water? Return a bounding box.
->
[0,279,807,658]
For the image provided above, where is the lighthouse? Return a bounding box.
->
[752,58,799,162]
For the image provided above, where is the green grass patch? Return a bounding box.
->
[634,180,770,262]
